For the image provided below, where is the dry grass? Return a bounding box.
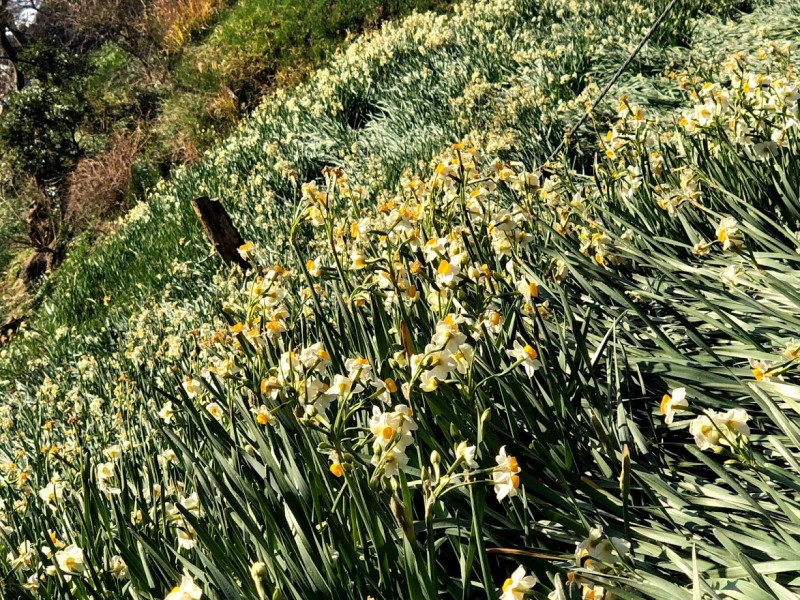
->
[154,0,229,53]
[65,130,142,231]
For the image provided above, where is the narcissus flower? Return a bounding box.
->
[350,251,367,270]
[660,387,689,424]
[377,448,409,478]
[325,375,364,400]
[55,544,85,576]
[205,402,224,421]
[345,357,373,380]
[749,359,777,381]
[500,565,537,600]
[715,217,742,250]
[8,540,35,571]
[237,242,255,260]
[690,409,750,450]
[38,480,64,506]
[455,441,478,469]
[300,342,331,372]
[182,376,203,399]
[508,341,541,377]
[412,348,457,392]
[372,378,397,404]
[328,450,344,477]
[305,257,322,277]
[159,401,176,423]
[720,264,745,286]
[574,525,631,572]
[516,279,539,301]
[493,446,521,501]
[783,340,800,360]
[251,405,274,426]
[258,377,281,401]
[177,525,197,550]
[717,408,751,441]
[165,573,203,600]
[436,255,463,286]
[109,555,128,580]
[96,462,120,494]
[369,405,417,450]
[689,414,720,450]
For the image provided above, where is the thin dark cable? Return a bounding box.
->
[545,0,681,165]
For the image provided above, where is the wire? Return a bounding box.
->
[544,0,681,165]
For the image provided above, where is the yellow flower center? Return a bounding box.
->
[260,378,276,394]
[381,426,394,440]
[752,368,764,381]
[256,413,269,426]
[523,345,538,361]
[384,378,397,393]
[660,394,671,414]
[329,463,343,478]
[437,260,451,275]
[502,577,514,592]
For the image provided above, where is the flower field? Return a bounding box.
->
[2,0,800,598]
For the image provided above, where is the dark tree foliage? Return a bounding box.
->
[0,42,90,185]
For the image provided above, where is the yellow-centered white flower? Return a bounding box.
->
[660,387,689,424]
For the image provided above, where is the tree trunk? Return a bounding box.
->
[191,196,250,270]
[26,196,56,249]
[0,1,26,90]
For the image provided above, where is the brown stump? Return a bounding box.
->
[191,196,250,270]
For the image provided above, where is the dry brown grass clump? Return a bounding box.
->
[153,0,229,53]
[65,130,142,232]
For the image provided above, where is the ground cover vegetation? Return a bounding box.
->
[0,0,448,311]
[1,0,800,598]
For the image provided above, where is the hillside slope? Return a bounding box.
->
[2,0,800,598]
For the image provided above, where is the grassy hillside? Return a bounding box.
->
[2,0,800,598]
[0,0,450,314]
